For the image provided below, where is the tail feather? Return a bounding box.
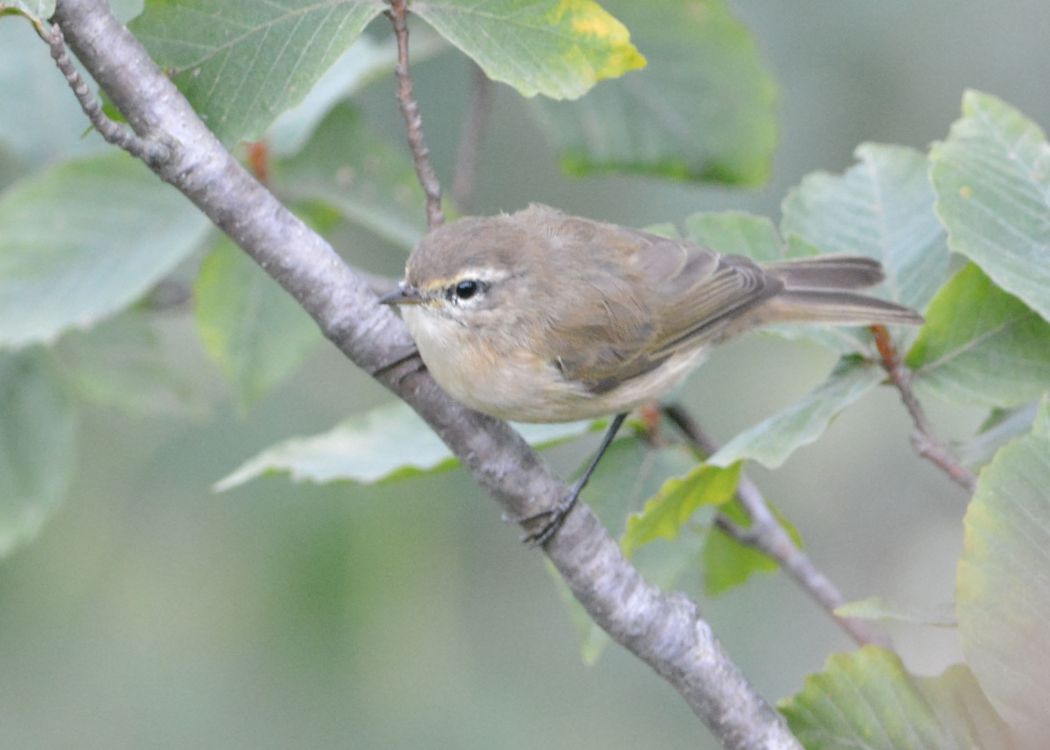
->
[766,255,884,290]
[763,289,924,326]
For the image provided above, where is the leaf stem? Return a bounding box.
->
[663,403,893,649]
[870,325,977,493]
[385,0,444,228]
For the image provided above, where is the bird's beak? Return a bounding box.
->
[379,282,425,306]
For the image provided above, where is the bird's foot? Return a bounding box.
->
[517,480,585,548]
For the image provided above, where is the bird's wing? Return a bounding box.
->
[540,219,778,393]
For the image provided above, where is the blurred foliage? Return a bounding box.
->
[1,1,1050,748]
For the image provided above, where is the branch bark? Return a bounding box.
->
[870,325,978,493]
[47,1,800,746]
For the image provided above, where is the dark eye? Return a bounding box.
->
[454,280,479,300]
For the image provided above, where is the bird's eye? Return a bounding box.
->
[454,280,479,300]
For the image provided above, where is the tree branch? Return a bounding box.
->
[48,1,798,746]
[451,61,493,213]
[385,0,444,228]
[663,404,892,649]
[870,325,977,493]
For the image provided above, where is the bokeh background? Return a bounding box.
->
[2,1,1050,748]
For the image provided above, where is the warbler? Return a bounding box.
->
[381,204,921,544]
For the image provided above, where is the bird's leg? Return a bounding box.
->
[520,412,628,547]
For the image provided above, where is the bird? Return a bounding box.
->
[381,204,922,544]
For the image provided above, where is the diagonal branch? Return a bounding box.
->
[386,0,444,228]
[870,325,977,493]
[663,404,892,649]
[47,1,798,747]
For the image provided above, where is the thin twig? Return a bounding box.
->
[48,3,799,746]
[663,403,892,649]
[385,0,444,228]
[451,62,492,213]
[870,325,978,493]
[41,22,169,165]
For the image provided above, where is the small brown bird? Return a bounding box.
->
[382,204,921,543]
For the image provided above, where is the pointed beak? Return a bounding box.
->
[379,282,425,306]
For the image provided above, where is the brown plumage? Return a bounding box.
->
[388,204,921,423]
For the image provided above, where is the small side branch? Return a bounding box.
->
[386,0,444,228]
[663,404,892,649]
[870,326,977,493]
[41,22,169,165]
[451,62,493,213]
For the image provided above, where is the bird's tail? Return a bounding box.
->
[758,255,923,326]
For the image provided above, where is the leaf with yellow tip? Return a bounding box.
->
[621,462,740,557]
[412,0,645,100]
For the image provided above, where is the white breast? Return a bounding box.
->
[402,306,707,422]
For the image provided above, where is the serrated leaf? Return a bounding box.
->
[0,153,211,349]
[833,596,956,628]
[956,397,1050,747]
[58,311,206,417]
[130,0,386,146]
[782,143,951,325]
[782,647,943,748]
[411,0,645,100]
[215,401,594,490]
[195,236,321,411]
[276,103,425,249]
[781,647,1009,750]
[702,495,800,596]
[709,358,883,470]
[906,264,1050,408]
[267,29,446,157]
[530,0,775,184]
[0,349,77,558]
[931,90,1050,324]
[621,461,740,557]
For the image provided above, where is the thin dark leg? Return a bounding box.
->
[521,412,628,547]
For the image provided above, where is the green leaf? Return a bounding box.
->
[621,461,740,557]
[58,311,206,417]
[781,647,1009,750]
[0,153,211,348]
[957,402,1038,469]
[906,264,1050,408]
[782,143,951,316]
[411,0,645,100]
[129,0,386,146]
[931,90,1050,323]
[702,495,800,596]
[215,401,595,490]
[530,0,775,184]
[195,236,321,411]
[956,397,1050,747]
[833,596,955,628]
[709,358,884,470]
[781,647,944,748]
[276,103,426,250]
[0,349,77,558]
[267,28,446,157]
[684,212,790,263]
